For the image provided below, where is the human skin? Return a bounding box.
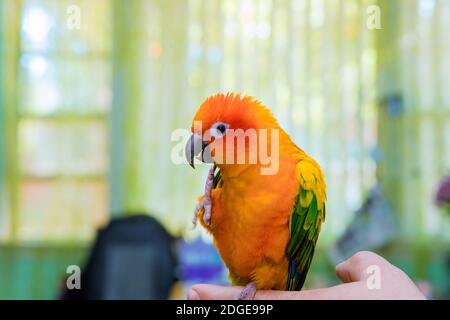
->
[187,251,426,300]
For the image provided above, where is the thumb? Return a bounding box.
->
[335,251,390,283]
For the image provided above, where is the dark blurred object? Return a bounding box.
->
[329,185,396,264]
[436,174,450,210]
[61,214,178,300]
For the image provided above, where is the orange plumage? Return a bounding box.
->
[190,93,326,291]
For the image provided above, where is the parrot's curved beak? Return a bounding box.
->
[185,134,212,169]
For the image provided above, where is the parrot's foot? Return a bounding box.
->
[193,196,212,226]
[238,282,257,300]
[192,166,215,226]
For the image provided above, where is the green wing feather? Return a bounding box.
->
[287,161,326,291]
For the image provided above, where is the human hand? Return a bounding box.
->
[187,251,426,300]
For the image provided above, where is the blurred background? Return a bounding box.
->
[0,0,449,299]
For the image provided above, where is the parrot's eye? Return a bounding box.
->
[217,124,226,133]
[210,122,229,138]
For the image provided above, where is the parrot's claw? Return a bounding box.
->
[202,202,212,226]
[193,197,212,226]
[239,282,257,300]
[192,166,216,227]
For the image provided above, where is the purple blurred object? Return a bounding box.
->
[177,238,228,286]
[436,175,450,206]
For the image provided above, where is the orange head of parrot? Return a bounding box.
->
[185,93,282,174]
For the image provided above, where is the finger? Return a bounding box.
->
[188,284,303,300]
[188,284,308,300]
[188,284,310,300]
[295,282,386,300]
[188,284,244,300]
[335,251,389,283]
[188,282,378,300]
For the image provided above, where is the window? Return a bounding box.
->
[11,0,112,241]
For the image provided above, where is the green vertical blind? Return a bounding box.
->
[398,0,450,241]
[378,0,450,242]
[0,0,6,242]
[0,0,21,242]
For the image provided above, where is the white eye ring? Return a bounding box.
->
[210,122,229,138]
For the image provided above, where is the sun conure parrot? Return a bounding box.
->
[185,93,326,300]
